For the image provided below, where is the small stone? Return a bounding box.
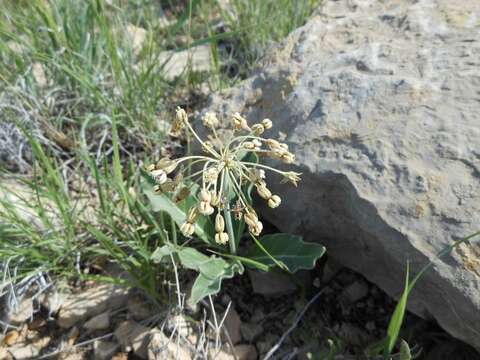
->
[148,329,191,360]
[40,289,64,316]
[7,297,33,325]
[114,320,150,359]
[223,307,242,344]
[125,24,147,55]
[234,344,258,360]
[28,317,46,330]
[248,270,297,297]
[7,343,40,359]
[0,347,11,360]
[4,330,20,346]
[67,326,80,346]
[111,353,129,360]
[158,45,212,81]
[84,312,110,330]
[127,296,154,321]
[32,62,47,88]
[94,340,119,360]
[240,322,263,343]
[209,344,258,360]
[250,308,265,323]
[337,323,371,346]
[168,315,192,337]
[341,281,369,303]
[57,284,128,328]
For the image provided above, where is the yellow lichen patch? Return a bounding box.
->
[456,243,480,277]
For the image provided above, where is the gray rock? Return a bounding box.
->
[94,340,119,360]
[341,281,369,303]
[240,322,263,343]
[5,297,33,326]
[7,343,40,360]
[147,329,191,360]
[202,0,480,350]
[57,284,128,328]
[247,270,297,297]
[83,311,110,331]
[158,45,212,80]
[223,307,242,345]
[209,344,258,360]
[114,320,150,359]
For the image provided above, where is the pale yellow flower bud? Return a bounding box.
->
[244,211,259,228]
[280,171,301,187]
[146,163,156,172]
[176,107,187,123]
[187,207,198,223]
[268,195,281,208]
[251,123,265,135]
[210,190,220,206]
[252,139,262,148]
[281,152,295,164]
[199,188,211,202]
[256,184,272,200]
[151,169,167,184]
[180,222,195,237]
[249,169,265,183]
[198,201,214,215]
[215,213,225,233]
[232,112,250,131]
[202,112,219,128]
[243,141,256,150]
[215,232,229,245]
[248,221,263,236]
[261,118,272,129]
[266,138,281,150]
[156,158,177,174]
[170,107,186,136]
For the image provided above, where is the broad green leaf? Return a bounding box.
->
[142,174,213,244]
[177,247,211,269]
[151,245,173,263]
[246,233,325,273]
[189,260,241,305]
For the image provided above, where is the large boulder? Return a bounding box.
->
[202,0,480,350]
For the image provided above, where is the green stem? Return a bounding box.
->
[224,206,236,254]
[222,173,237,254]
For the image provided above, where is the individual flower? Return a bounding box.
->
[180,207,198,237]
[170,107,187,136]
[202,112,219,128]
[261,118,273,129]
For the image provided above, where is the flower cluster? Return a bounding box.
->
[147,107,301,245]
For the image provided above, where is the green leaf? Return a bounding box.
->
[151,245,173,263]
[246,233,325,273]
[384,264,410,358]
[399,340,412,360]
[188,259,242,305]
[142,174,214,244]
[177,247,211,270]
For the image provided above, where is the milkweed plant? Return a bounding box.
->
[144,108,325,304]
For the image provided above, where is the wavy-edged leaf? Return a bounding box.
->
[246,233,325,273]
[188,260,242,305]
